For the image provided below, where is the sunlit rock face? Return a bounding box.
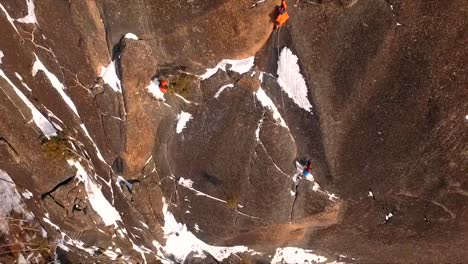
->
[0,0,466,263]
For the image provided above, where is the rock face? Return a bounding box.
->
[0,0,466,263]
[119,37,160,180]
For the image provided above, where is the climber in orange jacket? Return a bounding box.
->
[275,0,289,28]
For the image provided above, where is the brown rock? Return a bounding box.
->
[119,38,161,180]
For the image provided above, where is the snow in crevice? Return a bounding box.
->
[32,55,80,116]
[255,128,291,179]
[0,3,19,33]
[214,83,234,98]
[175,93,192,104]
[0,169,34,234]
[200,57,255,80]
[277,47,313,113]
[140,221,149,229]
[16,0,37,24]
[255,88,288,128]
[116,175,133,192]
[43,213,60,231]
[385,212,393,221]
[147,78,165,101]
[0,68,57,138]
[255,116,264,142]
[22,190,33,199]
[124,33,139,40]
[79,124,108,165]
[160,198,257,263]
[271,247,327,264]
[67,159,121,226]
[43,216,123,261]
[132,243,150,264]
[178,177,244,208]
[254,114,293,180]
[176,111,193,134]
[132,226,145,232]
[14,72,32,92]
[100,61,122,93]
[44,109,63,131]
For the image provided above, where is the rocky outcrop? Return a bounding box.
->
[286,0,468,262]
[0,0,466,263]
[118,37,161,180]
[99,0,281,72]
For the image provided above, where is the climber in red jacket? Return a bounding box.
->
[159,79,168,93]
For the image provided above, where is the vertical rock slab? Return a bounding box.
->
[118,38,160,180]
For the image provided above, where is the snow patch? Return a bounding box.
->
[43,215,60,231]
[277,47,313,112]
[255,117,264,141]
[255,88,287,127]
[368,191,374,198]
[0,69,57,138]
[178,177,194,188]
[132,243,149,264]
[271,247,327,264]
[79,124,108,165]
[147,78,165,101]
[62,235,99,256]
[100,61,121,92]
[178,177,243,208]
[214,83,234,98]
[0,3,19,33]
[0,50,4,64]
[175,93,192,104]
[40,227,47,238]
[22,190,33,199]
[17,254,27,264]
[124,33,139,40]
[385,212,393,221]
[16,0,37,24]
[200,57,255,80]
[14,73,32,92]
[140,221,149,229]
[0,170,34,234]
[176,111,192,134]
[68,160,121,226]
[32,55,80,116]
[116,175,133,192]
[161,199,256,262]
[102,249,120,260]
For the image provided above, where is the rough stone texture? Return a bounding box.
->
[99,0,281,72]
[0,0,466,263]
[286,0,468,262]
[119,38,161,180]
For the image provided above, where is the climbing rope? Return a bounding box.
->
[275,26,302,162]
